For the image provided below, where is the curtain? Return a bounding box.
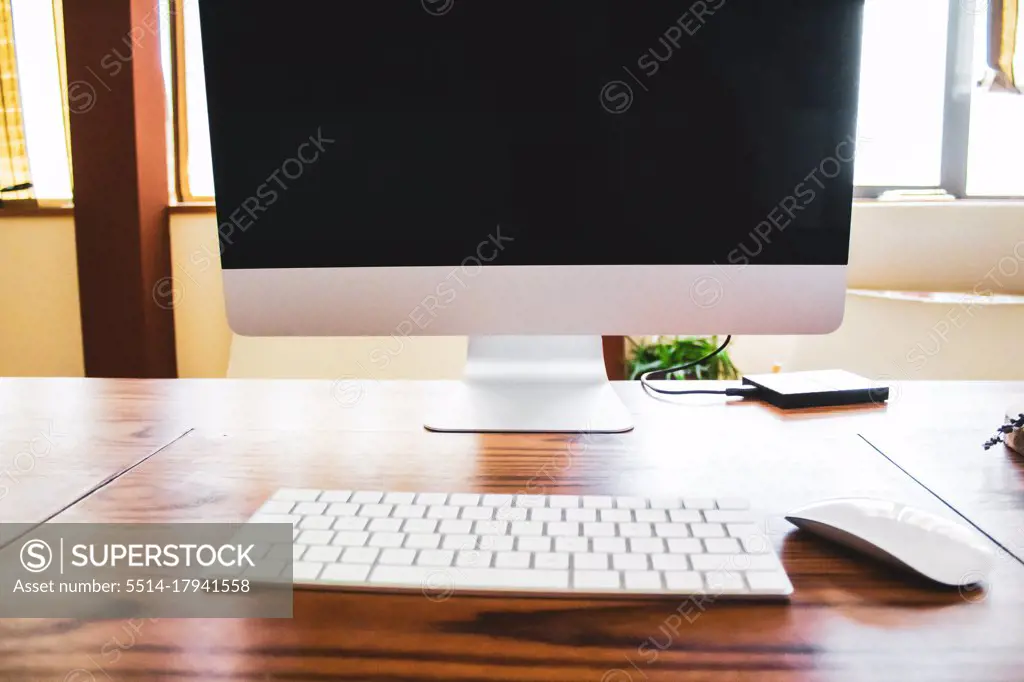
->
[988,0,1022,92]
[0,0,33,200]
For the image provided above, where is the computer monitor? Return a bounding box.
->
[199,0,863,433]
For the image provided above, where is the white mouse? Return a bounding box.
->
[785,498,995,587]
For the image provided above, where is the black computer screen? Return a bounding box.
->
[199,0,862,269]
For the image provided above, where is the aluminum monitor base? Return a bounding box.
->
[424,336,634,434]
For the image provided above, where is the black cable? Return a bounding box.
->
[639,335,758,398]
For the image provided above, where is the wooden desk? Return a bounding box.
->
[1,379,1023,681]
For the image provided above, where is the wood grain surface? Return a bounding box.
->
[1,378,1023,681]
[0,379,192,525]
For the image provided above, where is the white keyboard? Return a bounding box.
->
[246,489,793,598]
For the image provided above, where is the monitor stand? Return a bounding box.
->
[424,336,634,434]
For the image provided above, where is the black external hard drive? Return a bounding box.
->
[741,370,889,409]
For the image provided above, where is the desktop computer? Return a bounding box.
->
[199,0,862,433]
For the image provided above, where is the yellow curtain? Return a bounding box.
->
[0,0,33,200]
[989,0,1022,92]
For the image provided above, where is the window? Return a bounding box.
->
[9,0,72,201]
[6,0,1022,205]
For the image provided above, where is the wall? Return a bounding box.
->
[0,214,83,377]
[3,202,1024,380]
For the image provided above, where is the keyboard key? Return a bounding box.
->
[549,495,580,508]
[393,505,428,519]
[327,503,360,517]
[332,517,369,531]
[427,506,460,519]
[379,548,417,566]
[415,493,448,505]
[745,571,792,593]
[442,534,479,551]
[667,538,704,554]
[416,550,455,567]
[482,494,514,507]
[665,571,704,592]
[321,563,371,583]
[555,537,589,553]
[613,554,648,571]
[360,504,394,518]
[383,492,416,504]
[448,493,480,506]
[547,522,581,537]
[583,523,615,537]
[629,538,665,554]
[573,553,608,570]
[592,537,626,553]
[582,496,613,509]
[405,534,442,549]
[625,571,662,590]
[654,524,690,538]
[715,498,751,510]
[461,506,494,520]
[341,547,379,564]
[649,498,682,510]
[511,521,544,536]
[535,552,570,570]
[616,497,648,509]
[514,495,547,508]
[456,550,493,568]
[635,509,668,523]
[517,536,552,552]
[350,491,384,504]
[402,519,438,534]
[478,535,514,552]
[600,509,632,523]
[683,499,717,510]
[438,519,473,535]
[494,552,532,569]
[690,524,725,538]
[705,538,741,554]
[704,571,745,592]
[368,532,405,548]
[530,508,563,522]
[495,507,528,521]
[319,490,352,503]
[294,502,328,515]
[474,521,509,536]
[652,554,690,571]
[573,570,620,590]
[668,509,702,523]
[619,523,653,538]
[273,488,321,502]
[367,518,402,533]
[564,508,597,523]
[371,565,568,590]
